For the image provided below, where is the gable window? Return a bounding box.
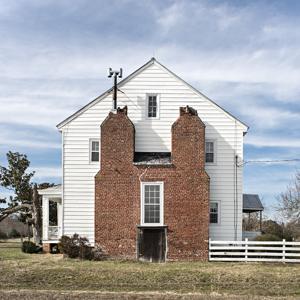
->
[147,94,159,119]
[210,202,219,224]
[90,140,100,162]
[141,182,164,225]
[205,140,215,163]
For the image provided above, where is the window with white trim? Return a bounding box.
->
[141,182,164,225]
[90,140,100,162]
[210,202,219,224]
[147,94,159,118]
[205,140,215,163]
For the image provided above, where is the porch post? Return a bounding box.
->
[260,211,262,232]
[42,196,49,241]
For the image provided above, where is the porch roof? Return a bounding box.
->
[38,184,62,196]
[243,194,264,213]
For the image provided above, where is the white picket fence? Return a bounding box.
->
[209,238,300,263]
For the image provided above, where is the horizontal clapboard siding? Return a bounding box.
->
[62,62,245,244]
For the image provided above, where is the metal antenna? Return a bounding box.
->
[108,68,123,110]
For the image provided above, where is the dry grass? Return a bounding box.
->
[0,240,300,299]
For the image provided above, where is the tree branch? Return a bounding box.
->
[0,204,32,222]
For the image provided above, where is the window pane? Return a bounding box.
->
[144,204,160,223]
[210,203,218,223]
[205,142,214,163]
[91,151,99,162]
[49,201,58,226]
[148,95,157,118]
[92,141,99,151]
[144,184,161,223]
[206,142,213,153]
[206,153,214,163]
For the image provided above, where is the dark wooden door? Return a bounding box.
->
[138,228,166,262]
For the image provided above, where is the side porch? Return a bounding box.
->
[38,185,62,251]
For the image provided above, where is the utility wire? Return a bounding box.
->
[238,159,300,167]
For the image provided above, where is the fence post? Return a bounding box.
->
[245,238,248,262]
[282,239,286,263]
[208,238,211,261]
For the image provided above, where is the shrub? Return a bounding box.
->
[255,234,282,241]
[92,244,106,261]
[8,229,20,238]
[58,234,94,260]
[22,241,41,253]
[0,230,7,240]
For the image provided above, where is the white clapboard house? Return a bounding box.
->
[39,58,248,251]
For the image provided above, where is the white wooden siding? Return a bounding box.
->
[62,62,245,244]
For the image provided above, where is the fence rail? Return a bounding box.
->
[209,238,300,263]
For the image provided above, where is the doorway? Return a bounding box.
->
[137,227,166,262]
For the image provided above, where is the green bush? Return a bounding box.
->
[22,241,41,253]
[59,234,94,260]
[8,229,21,238]
[255,234,282,241]
[0,230,7,239]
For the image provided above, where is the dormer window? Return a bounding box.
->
[147,94,159,119]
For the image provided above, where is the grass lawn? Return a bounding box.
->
[0,239,300,299]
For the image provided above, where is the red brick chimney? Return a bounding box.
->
[172,106,206,169]
[100,106,135,172]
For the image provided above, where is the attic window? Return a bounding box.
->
[147,94,159,119]
[90,140,100,162]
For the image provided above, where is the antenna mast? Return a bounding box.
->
[107,67,123,110]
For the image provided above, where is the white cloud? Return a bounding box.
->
[245,135,300,148]
[31,166,61,179]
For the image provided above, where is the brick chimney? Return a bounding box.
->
[100,106,135,172]
[171,106,206,169]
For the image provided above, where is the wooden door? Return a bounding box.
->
[138,228,166,262]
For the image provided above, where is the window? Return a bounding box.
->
[147,94,159,119]
[49,200,58,226]
[90,140,99,162]
[210,202,219,224]
[141,182,164,225]
[205,141,215,163]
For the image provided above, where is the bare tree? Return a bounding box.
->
[276,171,300,222]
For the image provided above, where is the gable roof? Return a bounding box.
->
[57,58,249,131]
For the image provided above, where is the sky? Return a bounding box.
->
[0,0,299,218]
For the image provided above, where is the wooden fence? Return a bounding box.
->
[209,238,300,263]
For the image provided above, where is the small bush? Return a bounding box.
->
[255,234,282,241]
[22,241,41,253]
[59,234,94,260]
[0,230,7,240]
[8,229,20,238]
[92,244,106,261]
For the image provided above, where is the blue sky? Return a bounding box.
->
[0,0,299,217]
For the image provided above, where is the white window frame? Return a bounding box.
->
[89,139,100,163]
[205,139,217,165]
[209,201,221,225]
[146,93,160,120]
[140,181,164,226]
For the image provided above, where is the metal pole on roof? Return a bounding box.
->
[107,68,123,110]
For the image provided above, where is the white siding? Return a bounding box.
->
[62,62,246,244]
